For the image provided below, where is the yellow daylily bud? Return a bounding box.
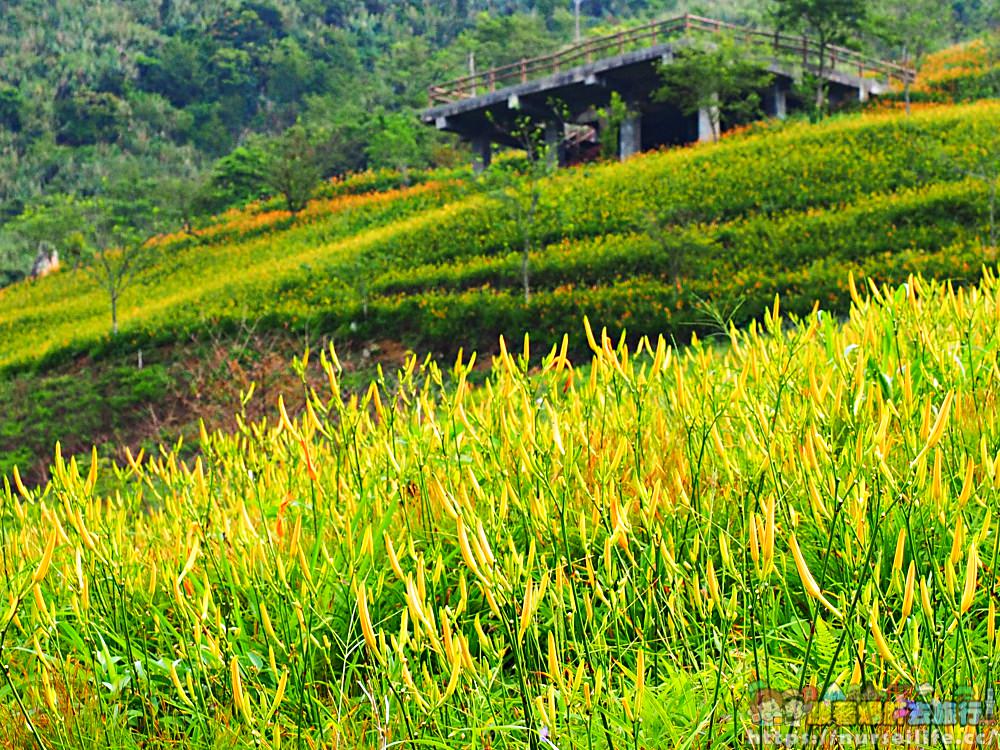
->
[961,544,978,616]
[789,533,841,619]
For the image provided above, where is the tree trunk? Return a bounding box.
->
[707,90,721,142]
[522,192,539,303]
[815,37,828,115]
[904,46,912,117]
[110,290,119,335]
[990,178,997,250]
[521,243,530,303]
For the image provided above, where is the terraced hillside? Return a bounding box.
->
[4,103,999,369]
[1,102,998,478]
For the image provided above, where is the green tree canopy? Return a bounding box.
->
[655,39,775,141]
[772,0,869,111]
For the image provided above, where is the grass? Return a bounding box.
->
[3,269,1000,748]
[0,327,401,485]
[0,362,171,479]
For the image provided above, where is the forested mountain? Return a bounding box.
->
[0,0,995,283]
[0,1,661,218]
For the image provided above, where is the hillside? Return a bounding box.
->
[4,270,1000,747]
[5,103,999,369]
[2,100,999,479]
[0,0,992,283]
[910,33,1000,101]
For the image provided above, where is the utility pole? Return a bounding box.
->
[574,0,583,42]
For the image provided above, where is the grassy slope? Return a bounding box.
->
[2,101,999,478]
[3,102,999,369]
[0,179,470,480]
[0,180,465,370]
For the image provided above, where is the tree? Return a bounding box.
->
[207,143,271,210]
[70,194,166,335]
[265,37,316,106]
[596,91,633,161]
[481,114,559,303]
[365,111,425,183]
[155,159,215,239]
[262,124,322,215]
[449,13,558,73]
[0,245,26,287]
[773,0,868,114]
[655,39,774,142]
[53,90,129,146]
[984,33,1000,99]
[0,86,23,132]
[875,0,947,115]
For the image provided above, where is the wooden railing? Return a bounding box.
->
[428,14,915,105]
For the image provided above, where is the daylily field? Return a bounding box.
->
[4,271,1000,748]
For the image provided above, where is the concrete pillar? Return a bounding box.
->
[697,106,719,143]
[698,92,720,142]
[858,84,869,103]
[766,84,787,119]
[472,136,492,174]
[618,114,641,160]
